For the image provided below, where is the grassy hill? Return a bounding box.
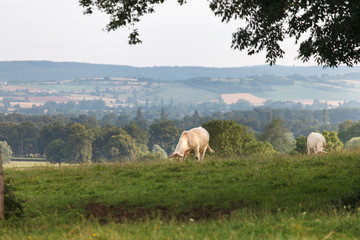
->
[1,153,360,239]
[2,61,360,109]
[1,61,360,82]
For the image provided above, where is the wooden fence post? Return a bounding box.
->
[0,147,4,219]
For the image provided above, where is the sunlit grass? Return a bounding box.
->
[3,161,72,169]
[1,152,360,239]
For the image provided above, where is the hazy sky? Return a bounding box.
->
[1,0,316,67]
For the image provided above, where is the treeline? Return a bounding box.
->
[6,98,360,130]
[2,106,360,137]
[1,107,360,163]
[0,115,274,164]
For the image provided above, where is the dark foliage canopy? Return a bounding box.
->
[79,0,360,67]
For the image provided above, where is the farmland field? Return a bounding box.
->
[221,93,265,105]
[1,153,360,239]
[4,71,360,111]
[4,161,48,169]
[3,160,72,170]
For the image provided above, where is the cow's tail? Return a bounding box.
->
[207,145,215,154]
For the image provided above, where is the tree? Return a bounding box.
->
[123,121,149,153]
[92,125,129,162]
[79,0,360,67]
[259,118,295,153]
[123,121,148,146]
[338,121,360,144]
[45,139,66,164]
[0,122,19,156]
[180,110,205,130]
[19,121,40,156]
[38,121,67,155]
[148,120,181,154]
[202,120,274,157]
[101,113,118,126]
[116,114,131,127]
[104,133,139,162]
[160,107,167,121]
[72,114,98,128]
[294,135,307,154]
[62,123,94,163]
[321,130,343,152]
[133,107,148,130]
[338,120,355,133]
[0,141,13,164]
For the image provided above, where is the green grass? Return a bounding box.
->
[1,153,360,239]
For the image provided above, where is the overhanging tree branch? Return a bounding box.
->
[79,0,360,67]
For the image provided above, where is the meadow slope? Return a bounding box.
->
[1,153,360,239]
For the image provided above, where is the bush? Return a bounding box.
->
[322,130,344,152]
[4,178,23,219]
[294,135,307,154]
[202,120,274,157]
[136,145,168,162]
[345,137,360,151]
[0,141,13,164]
[151,144,168,159]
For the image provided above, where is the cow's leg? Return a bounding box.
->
[200,147,207,161]
[194,147,201,162]
[314,145,318,155]
[307,145,311,156]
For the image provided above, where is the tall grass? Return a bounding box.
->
[1,153,360,239]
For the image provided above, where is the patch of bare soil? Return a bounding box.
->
[84,201,247,223]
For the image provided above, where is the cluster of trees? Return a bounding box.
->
[0,118,274,164]
[1,109,360,164]
[8,101,360,137]
[0,118,271,164]
[0,117,180,164]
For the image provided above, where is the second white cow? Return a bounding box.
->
[169,127,214,161]
[307,132,327,156]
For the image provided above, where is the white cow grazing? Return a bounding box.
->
[307,132,327,156]
[170,127,214,161]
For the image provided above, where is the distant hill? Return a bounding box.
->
[0,61,360,82]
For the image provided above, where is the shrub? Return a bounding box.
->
[345,137,360,151]
[151,144,168,159]
[0,141,13,164]
[202,120,274,157]
[322,130,344,152]
[4,178,23,219]
[294,135,307,154]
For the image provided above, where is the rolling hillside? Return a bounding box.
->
[1,61,360,81]
[1,61,360,111]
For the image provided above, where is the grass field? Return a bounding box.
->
[1,153,360,239]
[7,76,360,109]
[4,161,72,170]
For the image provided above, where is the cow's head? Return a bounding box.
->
[314,150,327,155]
[169,152,184,159]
